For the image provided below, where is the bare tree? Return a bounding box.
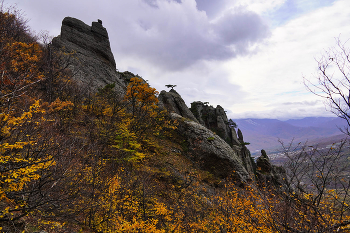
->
[278,139,350,232]
[304,37,350,135]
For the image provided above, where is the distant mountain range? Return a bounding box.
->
[234,117,349,155]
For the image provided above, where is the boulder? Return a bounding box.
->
[158,89,198,123]
[52,17,126,94]
[256,150,287,186]
[172,113,251,182]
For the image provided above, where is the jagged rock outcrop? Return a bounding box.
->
[239,146,256,176]
[52,17,256,183]
[158,91,256,180]
[233,128,256,174]
[189,101,239,146]
[256,150,286,186]
[188,102,256,175]
[171,113,252,182]
[158,89,198,123]
[52,17,126,94]
[237,128,244,144]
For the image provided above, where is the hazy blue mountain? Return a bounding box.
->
[234,117,348,155]
[285,117,346,128]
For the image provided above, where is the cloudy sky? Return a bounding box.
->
[4,0,350,119]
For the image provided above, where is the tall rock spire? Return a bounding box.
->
[52,17,126,93]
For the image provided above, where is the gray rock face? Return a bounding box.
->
[237,128,244,143]
[172,113,251,182]
[52,17,126,94]
[240,146,256,176]
[231,128,241,146]
[256,150,287,186]
[158,89,198,123]
[190,101,237,146]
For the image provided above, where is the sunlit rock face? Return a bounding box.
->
[52,17,126,94]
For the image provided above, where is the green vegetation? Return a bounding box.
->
[165,84,177,90]
[207,136,215,141]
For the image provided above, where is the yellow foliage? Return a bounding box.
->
[0,100,57,221]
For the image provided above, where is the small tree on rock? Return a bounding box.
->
[165,84,176,90]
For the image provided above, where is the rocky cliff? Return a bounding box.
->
[157,90,256,181]
[171,113,252,182]
[255,150,287,187]
[52,16,257,183]
[189,101,240,146]
[158,89,199,123]
[52,17,126,94]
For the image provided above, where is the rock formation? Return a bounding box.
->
[158,90,256,180]
[238,146,256,176]
[171,113,251,182]
[52,17,257,183]
[256,150,286,186]
[52,17,126,94]
[158,89,198,123]
[189,101,240,146]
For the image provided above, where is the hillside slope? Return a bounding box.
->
[1,7,349,232]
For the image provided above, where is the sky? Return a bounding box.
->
[3,0,350,120]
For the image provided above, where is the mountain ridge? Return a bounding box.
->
[234,117,348,154]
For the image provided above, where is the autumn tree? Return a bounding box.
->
[0,5,78,232]
[124,77,174,149]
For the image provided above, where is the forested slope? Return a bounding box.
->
[1,5,350,233]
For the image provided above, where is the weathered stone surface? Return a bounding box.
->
[190,101,235,145]
[231,128,241,146]
[256,150,287,186]
[237,128,244,143]
[171,113,251,182]
[256,155,272,174]
[240,146,256,176]
[52,17,126,94]
[158,89,198,123]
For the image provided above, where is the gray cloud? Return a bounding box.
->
[143,0,159,8]
[195,0,227,18]
[110,1,270,71]
[6,0,270,71]
[231,106,333,120]
[213,8,270,53]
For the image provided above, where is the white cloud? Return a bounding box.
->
[234,0,286,14]
[224,0,350,119]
